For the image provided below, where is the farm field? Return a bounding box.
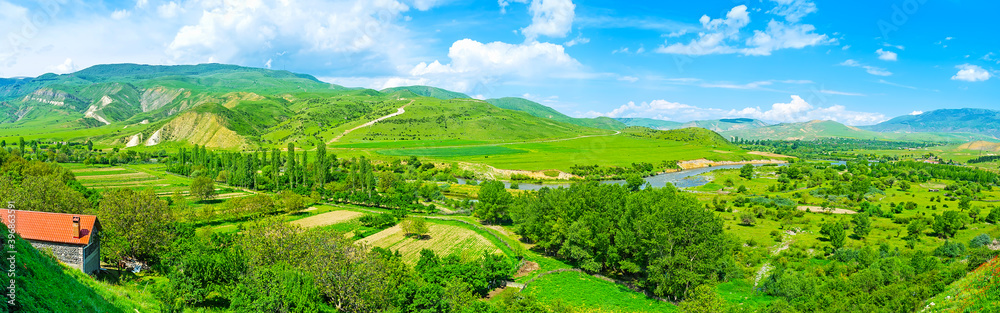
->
[359,219,504,264]
[379,134,762,172]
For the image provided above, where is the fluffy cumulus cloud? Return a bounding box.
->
[876,48,898,61]
[587,95,885,126]
[840,59,892,76]
[0,0,444,78]
[522,0,576,41]
[951,64,991,82]
[657,1,832,56]
[393,39,582,92]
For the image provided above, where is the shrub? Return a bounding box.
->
[740,213,756,226]
[970,234,993,249]
[933,241,966,258]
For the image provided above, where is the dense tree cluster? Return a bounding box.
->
[510,182,736,301]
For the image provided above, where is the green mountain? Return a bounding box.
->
[862,108,1000,138]
[622,126,734,147]
[614,118,683,130]
[380,85,470,100]
[0,64,615,149]
[722,120,995,142]
[486,97,626,130]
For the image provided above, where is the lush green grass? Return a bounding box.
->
[380,146,528,157]
[924,257,1000,312]
[523,271,678,313]
[415,134,758,172]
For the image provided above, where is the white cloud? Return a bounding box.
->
[135,0,149,9]
[265,59,272,69]
[111,9,131,20]
[742,20,831,56]
[882,43,905,50]
[878,79,917,90]
[587,95,884,126]
[521,0,576,42]
[51,58,77,74]
[841,45,850,50]
[951,64,991,82]
[657,4,831,56]
[656,5,749,56]
[618,76,639,83]
[840,59,892,76]
[157,1,182,19]
[910,111,923,115]
[564,35,589,47]
[876,48,897,61]
[768,0,817,23]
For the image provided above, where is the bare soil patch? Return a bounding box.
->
[514,261,540,278]
[749,151,796,158]
[797,206,857,214]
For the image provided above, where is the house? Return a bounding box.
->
[1,210,102,274]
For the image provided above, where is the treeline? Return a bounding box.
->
[568,160,679,179]
[508,182,737,301]
[0,136,164,165]
[154,217,546,312]
[736,138,942,159]
[968,155,1000,164]
[165,144,470,213]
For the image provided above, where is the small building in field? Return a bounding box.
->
[928,189,941,192]
[2,210,102,274]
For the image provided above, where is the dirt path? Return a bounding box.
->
[327,100,414,144]
[797,206,857,214]
[755,230,798,287]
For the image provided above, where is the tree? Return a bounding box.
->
[475,180,512,224]
[190,176,216,201]
[820,222,846,249]
[852,213,871,239]
[898,180,910,191]
[625,174,644,191]
[286,143,296,189]
[740,164,755,180]
[737,185,748,194]
[678,284,725,313]
[401,218,429,239]
[276,190,307,214]
[987,206,1000,224]
[739,213,756,226]
[933,211,968,239]
[99,188,175,264]
[315,141,327,186]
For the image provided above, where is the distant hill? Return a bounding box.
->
[615,117,768,132]
[957,141,1000,152]
[621,126,734,148]
[486,97,626,130]
[863,108,1000,138]
[380,85,470,100]
[615,118,683,130]
[681,118,769,132]
[723,120,995,142]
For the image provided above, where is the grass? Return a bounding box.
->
[923,257,1000,312]
[380,146,528,157]
[522,270,677,313]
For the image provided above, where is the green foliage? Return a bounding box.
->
[933,241,967,258]
[740,164,755,180]
[276,190,307,213]
[678,284,725,313]
[401,218,430,238]
[487,97,627,130]
[852,213,871,239]
[475,180,512,223]
[932,211,969,239]
[382,85,470,100]
[510,182,734,301]
[190,176,216,201]
[969,234,993,248]
[229,264,331,313]
[820,222,847,249]
[99,188,175,264]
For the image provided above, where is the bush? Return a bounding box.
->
[970,234,993,249]
[933,241,966,258]
[740,213,756,226]
[359,213,397,229]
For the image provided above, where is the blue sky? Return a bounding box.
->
[1,0,997,125]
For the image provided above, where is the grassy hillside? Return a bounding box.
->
[723,120,996,142]
[863,108,1000,138]
[924,257,999,312]
[487,97,626,130]
[615,117,683,130]
[381,85,470,100]
[622,126,735,147]
[336,98,610,144]
[682,118,768,132]
[3,228,159,312]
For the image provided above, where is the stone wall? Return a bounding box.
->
[27,240,84,270]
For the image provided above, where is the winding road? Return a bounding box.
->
[327,100,414,144]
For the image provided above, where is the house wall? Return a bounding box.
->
[27,240,84,271]
[82,231,101,274]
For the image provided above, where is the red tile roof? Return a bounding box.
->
[1,210,98,245]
